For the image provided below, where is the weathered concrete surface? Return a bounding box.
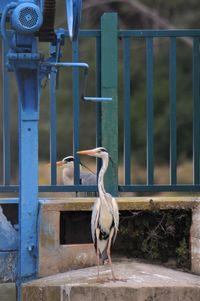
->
[0,206,18,250]
[22,259,200,301]
[0,283,16,301]
[190,205,200,275]
[0,206,18,282]
[0,252,17,282]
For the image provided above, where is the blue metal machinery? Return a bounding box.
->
[0,0,111,299]
[1,1,44,291]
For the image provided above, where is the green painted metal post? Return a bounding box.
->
[101,13,118,196]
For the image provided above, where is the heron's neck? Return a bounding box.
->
[63,163,82,178]
[98,155,109,197]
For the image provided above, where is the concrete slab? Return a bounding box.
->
[0,283,16,301]
[22,258,200,301]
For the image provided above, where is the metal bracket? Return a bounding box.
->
[7,52,42,70]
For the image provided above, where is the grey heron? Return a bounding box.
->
[77,147,119,280]
[56,156,96,186]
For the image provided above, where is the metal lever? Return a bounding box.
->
[40,61,112,102]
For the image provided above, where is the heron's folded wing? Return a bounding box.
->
[111,197,119,228]
[81,172,97,185]
[91,198,100,243]
[111,196,119,242]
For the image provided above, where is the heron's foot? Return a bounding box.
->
[110,275,128,282]
[96,276,109,284]
[103,259,109,265]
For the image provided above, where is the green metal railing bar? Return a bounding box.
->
[146,37,154,185]
[119,29,200,38]
[193,37,200,185]
[123,37,131,185]
[169,37,177,185]
[101,13,118,196]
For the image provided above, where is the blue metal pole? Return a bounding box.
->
[50,65,57,185]
[15,68,39,297]
[72,40,80,186]
[2,40,11,185]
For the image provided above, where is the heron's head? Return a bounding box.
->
[77,147,109,159]
[56,156,75,168]
[56,156,95,175]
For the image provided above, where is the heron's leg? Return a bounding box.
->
[107,228,115,280]
[107,229,127,282]
[95,228,100,280]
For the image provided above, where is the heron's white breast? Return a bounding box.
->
[99,205,113,233]
[62,163,83,185]
[63,167,74,185]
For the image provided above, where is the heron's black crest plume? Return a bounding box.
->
[62,155,95,175]
[62,156,74,163]
[99,147,108,153]
[109,155,114,165]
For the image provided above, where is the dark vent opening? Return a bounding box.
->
[60,211,93,245]
[1,204,18,226]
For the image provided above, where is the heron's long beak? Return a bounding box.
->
[46,161,64,167]
[77,149,97,156]
[56,160,64,167]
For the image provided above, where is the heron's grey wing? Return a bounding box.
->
[91,198,100,243]
[106,193,119,243]
[80,171,97,185]
[111,197,119,230]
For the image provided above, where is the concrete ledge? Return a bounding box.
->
[40,196,200,211]
[22,259,200,301]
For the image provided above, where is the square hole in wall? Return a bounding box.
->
[60,211,93,245]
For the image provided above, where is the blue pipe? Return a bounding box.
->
[0,2,17,44]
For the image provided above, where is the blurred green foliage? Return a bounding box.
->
[115,209,191,269]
